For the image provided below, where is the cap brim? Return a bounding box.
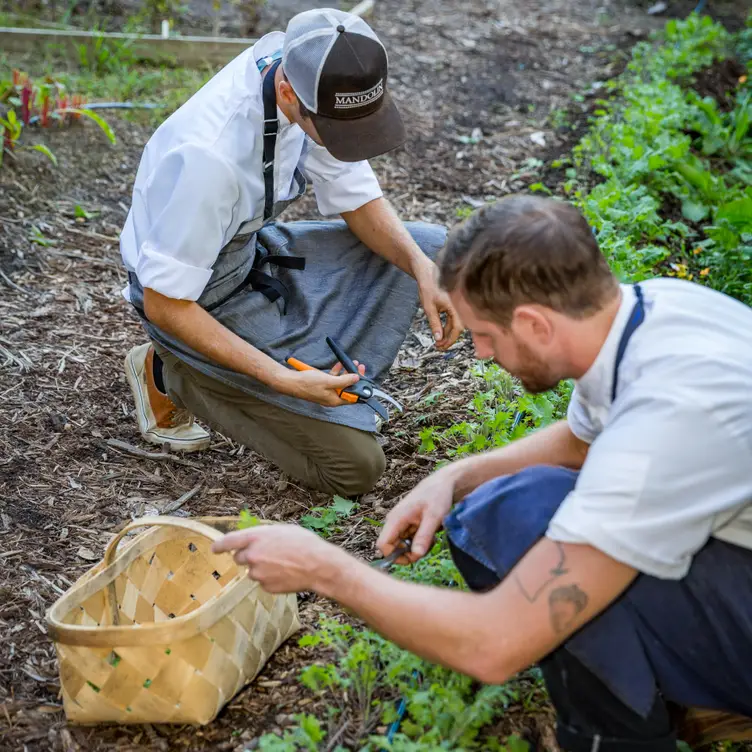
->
[310,90,406,163]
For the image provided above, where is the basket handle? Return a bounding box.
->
[103,516,225,567]
[103,516,230,626]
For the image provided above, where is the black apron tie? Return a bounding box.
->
[611,284,645,402]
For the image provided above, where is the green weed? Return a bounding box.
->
[301,496,357,538]
[419,363,572,460]
[291,617,531,751]
[237,509,260,529]
[572,12,752,305]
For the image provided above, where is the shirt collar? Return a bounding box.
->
[574,283,637,406]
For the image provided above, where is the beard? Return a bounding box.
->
[510,340,561,394]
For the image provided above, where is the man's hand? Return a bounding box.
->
[415,265,464,350]
[377,467,456,562]
[211,524,345,594]
[281,359,367,407]
[340,199,464,350]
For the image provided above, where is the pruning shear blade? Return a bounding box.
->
[371,538,412,570]
[285,336,403,422]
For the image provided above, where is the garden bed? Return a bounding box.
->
[1,1,750,750]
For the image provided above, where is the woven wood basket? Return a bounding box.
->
[45,515,301,726]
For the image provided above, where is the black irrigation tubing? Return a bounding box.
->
[383,670,421,747]
[83,102,165,110]
[19,101,165,127]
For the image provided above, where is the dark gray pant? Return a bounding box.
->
[156,344,385,497]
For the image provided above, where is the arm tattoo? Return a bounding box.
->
[548,584,589,633]
[514,542,569,603]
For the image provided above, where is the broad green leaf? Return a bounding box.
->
[331,496,355,515]
[716,197,752,230]
[237,509,260,529]
[300,515,323,528]
[61,107,116,144]
[681,200,709,222]
[29,144,57,165]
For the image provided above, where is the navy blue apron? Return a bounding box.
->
[443,284,752,719]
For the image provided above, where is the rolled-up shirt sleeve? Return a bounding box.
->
[566,386,598,444]
[298,139,383,217]
[133,143,241,301]
[547,388,750,579]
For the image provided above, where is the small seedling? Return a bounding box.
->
[300,496,357,538]
[237,509,260,530]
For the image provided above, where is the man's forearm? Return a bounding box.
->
[341,197,435,282]
[446,420,589,501]
[316,536,636,685]
[144,288,290,391]
[318,548,499,679]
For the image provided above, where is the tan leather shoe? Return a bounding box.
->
[671,705,752,748]
[124,343,210,452]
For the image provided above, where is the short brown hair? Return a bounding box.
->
[438,195,618,326]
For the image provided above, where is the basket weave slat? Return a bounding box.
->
[46,516,301,725]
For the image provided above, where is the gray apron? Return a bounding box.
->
[128,57,445,433]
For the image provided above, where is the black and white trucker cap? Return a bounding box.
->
[282,8,406,162]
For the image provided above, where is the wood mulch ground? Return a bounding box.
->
[3,0,743,749]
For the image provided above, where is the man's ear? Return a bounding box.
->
[513,306,554,343]
[277,77,298,108]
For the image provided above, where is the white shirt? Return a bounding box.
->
[547,278,752,579]
[119,31,383,303]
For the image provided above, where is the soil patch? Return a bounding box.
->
[691,56,748,109]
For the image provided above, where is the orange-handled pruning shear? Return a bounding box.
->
[286,336,403,422]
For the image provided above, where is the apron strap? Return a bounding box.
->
[611,283,645,402]
[129,57,305,323]
[262,58,282,223]
[203,251,301,314]
[263,254,305,270]
[202,59,305,315]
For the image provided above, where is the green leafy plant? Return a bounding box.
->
[301,496,357,538]
[237,509,260,529]
[391,533,467,589]
[296,617,529,750]
[571,13,752,305]
[420,363,572,459]
[0,69,116,170]
[78,30,135,75]
[257,714,333,751]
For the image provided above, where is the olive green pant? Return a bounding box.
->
[155,345,386,497]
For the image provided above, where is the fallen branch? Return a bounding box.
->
[0,268,34,298]
[63,225,119,244]
[160,483,202,514]
[105,438,202,468]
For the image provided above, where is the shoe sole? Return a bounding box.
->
[124,348,211,453]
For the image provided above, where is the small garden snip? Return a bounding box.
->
[286,336,404,422]
[371,538,413,570]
